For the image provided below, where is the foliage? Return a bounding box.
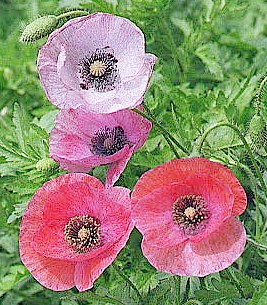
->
[1,0,267,304]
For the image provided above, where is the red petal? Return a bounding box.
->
[132,158,247,215]
[141,217,246,276]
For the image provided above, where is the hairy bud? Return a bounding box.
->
[248,113,267,150]
[36,158,59,173]
[20,15,59,44]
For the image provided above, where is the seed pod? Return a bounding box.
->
[20,15,59,44]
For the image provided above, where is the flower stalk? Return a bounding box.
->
[197,122,267,198]
[132,107,188,155]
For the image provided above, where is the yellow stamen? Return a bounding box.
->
[184,207,196,219]
[90,60,106,76]
[78,227,90,240]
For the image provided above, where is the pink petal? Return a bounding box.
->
[133,183,192,247]
[50,108,151,176]
[74,220,134,291]
[182,175,234,242]
[132,158,247,216]
[106,147,133,187]
[30,177,132,262]
[19,241,75,291]
[105,186,132,208]
[141,217,246,276]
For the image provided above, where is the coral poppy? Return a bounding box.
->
[37,13,157,113]
[19,174,133,291]
[132,158,247,276]
[49,107,152,187]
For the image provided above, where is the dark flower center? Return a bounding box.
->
[172,195,209,235]
[78,46,120,92]
[90,126,130,156]
[64,215,101,254]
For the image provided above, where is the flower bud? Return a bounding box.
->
[248,113,267,150]
[20,15,59,44]
[36,158,58,173]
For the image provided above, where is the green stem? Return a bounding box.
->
[57,10,88,20]
[164,132,180,158]
[112,263,144,304]
[173,276,181,305]
[198,122,267,198]
[247,237,267,250]
[143,104,180,158]
[132,108,188,155]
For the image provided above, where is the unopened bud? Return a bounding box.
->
[20,15,59,44]
[36,158,59,173]
[248,113,267,150]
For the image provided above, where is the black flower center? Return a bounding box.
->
[64,215,101,254]
[90,126,130,156]
[172,195,209,235]
[78,46,120,92]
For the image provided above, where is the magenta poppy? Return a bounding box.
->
[37,13,157,113]
[132,158,247,276]
[49,107,152,187]
[19,174,133,291]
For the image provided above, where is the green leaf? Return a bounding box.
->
[195,43,224,81]
[248,278,267,305]
[12,103,29,152]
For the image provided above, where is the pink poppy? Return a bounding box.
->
[19,174,133,291]
[132,158,247,276]
[49,108,152,187]
[37,13,157,113]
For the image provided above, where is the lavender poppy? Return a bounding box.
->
[38,13,157,113]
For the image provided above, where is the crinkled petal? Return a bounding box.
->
[74,217,133,291]
[106,147,134,187]
[50,108,151,175]
[133,176,233,246]
[86,53,157,113]
[133,183,192,247]
[132,158,247,216]
[29,176,132,262]
[141,217,246,276]
[19,242,75,291]
[38,13,156,113]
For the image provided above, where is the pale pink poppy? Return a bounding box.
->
[132,158,247,276]
[37,13,157,113]
[19,174,133,291]
[49,108,152,187]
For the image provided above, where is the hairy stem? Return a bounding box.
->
[198,122,267,198]
[132,108,188,155]
[57,10,88,20]
[247,237,267,251]
[173,276,181,305]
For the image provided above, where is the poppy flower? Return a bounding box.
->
[19,174,133,291]
[37,12,157,113]
[132,158,247,276]
[49,107,152,187]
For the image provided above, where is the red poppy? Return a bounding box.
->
[132,158,247,276]
[19,174,133,291]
